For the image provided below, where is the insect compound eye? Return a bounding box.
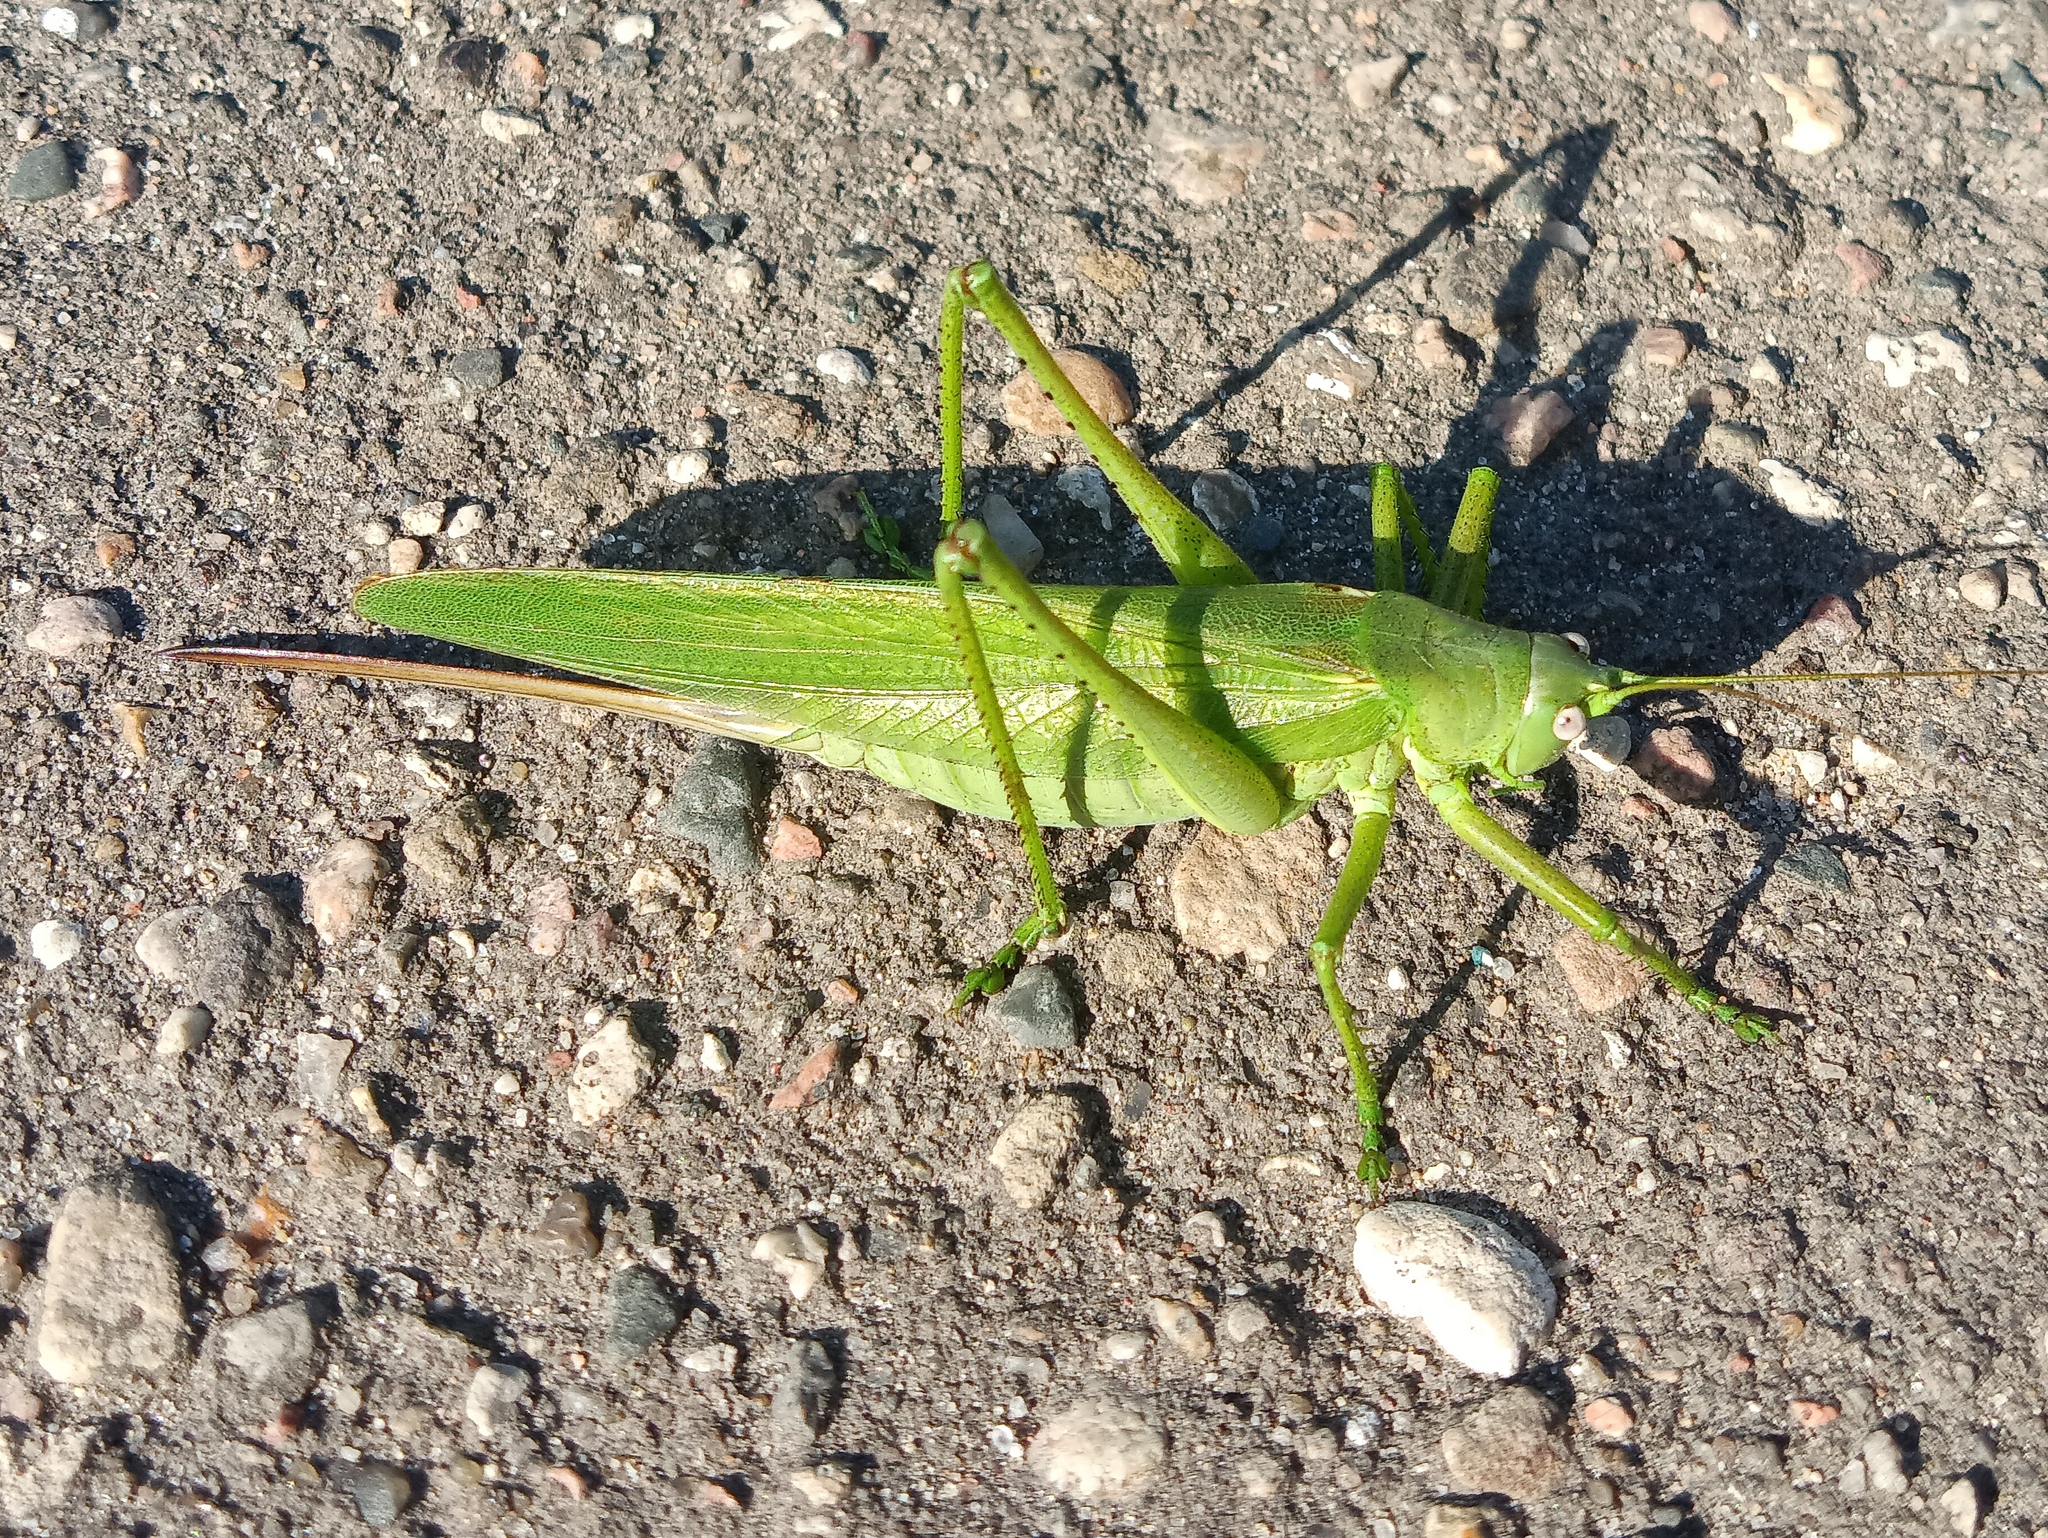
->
[1562,631,1591,655]
[1552,704,1589,742]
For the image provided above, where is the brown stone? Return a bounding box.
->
[1552,928,1650,1013]
[1629,723,1723,803]
[1001,350,1134,435]
[1300,207,1360,242]
[1639,325,1690,368]
[1833,240,1889,293]
[768,816,823,862]
[769,1041,842,1109]
[1440,1387,1572,1501]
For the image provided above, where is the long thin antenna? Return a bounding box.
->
[1599,665,2048,710]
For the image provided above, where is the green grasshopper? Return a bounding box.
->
[173,261,1991,1189]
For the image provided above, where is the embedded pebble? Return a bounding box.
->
[154,1004,212,1057]
[1781,842,1850,892]
[1149,1298,1213,1360]
[986,964,1079,1050]
[1581,1396,1636,1436]
[1100,1331,1150,1363]
[1488,389,1574,466]
[1424,1507,1494,1538]
[403,796,494,888]
[350,1461,413,1528]
[609,12,656,44]
[1499,18,1534,50]
[768,1039,841,1108]
[302,839,391,945]
[606,1267,680,1359]
[1191,469,1258,534]
[1169,817,1323,964]
[768,815,823,862]
[1702,421,1765,467]
[656,737,764,878]
[1834,241,1889,293]
[1870,198,1927,253]
[1959,565,2005,611]
[568,1015,654,1125]
[535,1190,599,1258]
[770,1338,840,1449]
[28,919,84,971]
[1866,330,1970,388]
[1569,713,1631,772]
[1440,1387,1572,1499]
[1909,269,1969,315]
[1352,1203,1556,1377]
[294,1032,355,1103]
[303,1122,385,1189]
[465,1362,531,1440]
[988,1093,1091,1209]
[41,2,111,42]
[1630,723,1722,803]
[1221,1301,1272,1343]
[479,108,544,144]
[1800,592,1864,645]
[1763,55,1858,155]
[447,346,507,393]
[8,140,74,203]
[1553,927,1650,1011]
[1849,736,1897,776]
[1026,1399,1166,1497]
[213,1300,316,1393]
[1344,55,1410,108]
[35,1171,188,1385]
[1056,464,1115,524]
[1152,118,1265,205]
[700,1032,734,1074]
[1686,0,1739,42]
[754,1221,830,1300]
[791,1462,853,1506]
[667,450,712,486]
[1412,318,1471,374]
[979,493,1045,577]
[1001,350,1133,435]
[1756,458,1844,526]
[25,594,123,656]
[815,347,873,387]
[1859,1427,1911,1495]
[1941,1474,1986,1535]
[1639,326,1690,369]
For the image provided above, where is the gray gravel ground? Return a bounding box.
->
[2,0,2047,1533]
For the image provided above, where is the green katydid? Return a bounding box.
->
[171,260,2020,1190]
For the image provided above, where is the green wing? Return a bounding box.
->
[355,570,1401,828]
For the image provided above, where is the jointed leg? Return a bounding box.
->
[1312,745,1406,1191]
[935,273,1067,1003]
[937,520,1284,837]
[947,262,1256,589]
[1369,463,1440,597]
[1415,761,1774,1043]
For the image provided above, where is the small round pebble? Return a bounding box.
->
[8,140,74,203]
[535,1190,599,1258]
[1909,269,1969,315]
[1959,565,2005,611]
[1638,325,1690,369]
[609,12,656,44]
[25,594,123,656]
[40,3,112,42]
[155,1004,212,1057]
[604,1266,681,1360]
[1026,1399,1166,1497]
[667,450,712,486]
[350,1461,413,1528]
[815,348,874,387]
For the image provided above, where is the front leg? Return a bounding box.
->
[1414,757,1775,1043]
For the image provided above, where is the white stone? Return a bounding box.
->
[1099,1330,1150,1363]
[1941,1475,1985,1535]
[28,919,84,971]
[666,450,712,486]
[979,493,1044,578]
[34,1172,188,1385]
[1221,1301,1272,1343]
[700,1032,733,1074]
[0,1429,90,1521]
[608,12,656,44]
[1569,714,1631,772]
[1056,465,1115,526]
[302,837,391,944]
[815,348,873,387]
[682,1342,737,1375]
[753,1222,830,1301]
[987,1094,1088,1209]
[478,108,544,144]
[155,1005,211,1056]
[465,1362,532,1440]
[1170,817,1324,964]
[1344,55,1410,109]
[1762,56,1858,154]
[567,1014,653,1124]
[214,1300,315,1391]
[790,1463,851,1506]
[294,1032,355,1102]
[1862,1428,1910,1494]
[446,503,488,539]
[1849,736,1897,776]
[1353,1202,1557,1378]
[24,595,122,657]
[1791,749,1829,788]
[758,0,845,50]
[1756,459,1844,527]
[1865,330,1971,388]
[1026,1399,1166,1498]
[399,504,444,537]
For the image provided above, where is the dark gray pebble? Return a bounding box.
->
[350,1461,413,1528]
[437,37,493,88]
[771,1338,840,1450]
[699,212,744,246]
[1242,514,1287,554]
[1908,269,1969,315]
[9,141,74,204]
[447,346,508,392]
[987,964,1079,1050]
[605,1266,681,1360]
[1780,843,1850,892]
[656,736,764,878]
[2004,59,2045,101]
